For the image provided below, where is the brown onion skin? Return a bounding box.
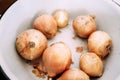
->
[33,14,57,39]
[88,31,112,58]
[73,15,96,38]
[53,10,69,28]
[16,29,47,60]
[80,52,103,77]
[42,42,72,77]
[57,69,90,80]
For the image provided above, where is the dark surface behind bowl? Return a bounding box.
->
[0,0,16,80]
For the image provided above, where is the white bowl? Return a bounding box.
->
[0,0,120,80]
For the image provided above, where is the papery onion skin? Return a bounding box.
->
[73,15,96,38]
[53,10,69,28]
[33,14,57,39]
[42,42,72,77]
[88,31,112,58]
[16,29,47,60]
[57,68,90,80]
[80,52,103,77]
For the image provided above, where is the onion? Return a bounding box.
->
[57,68,90,80]
[88,31,112,58]
[42,42,72,77]
[73,15,96,38]
[16,29,47,60]
[53,10,69,28]
[33,14,57,39]
[80,52,103,77]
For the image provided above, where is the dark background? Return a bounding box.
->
[0,0,16,80]
[0,67,10,80]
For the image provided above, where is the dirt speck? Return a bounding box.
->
[32,69,46,78]
[72,35,78,40]
[57,29,62,33]
[76,46,84,53]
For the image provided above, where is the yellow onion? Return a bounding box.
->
[16,29,47,60]
[80,52,103,77]
[57,68,90,80]
[53,10,69,28]
[42,42,72,77]
[88,31,112,58]
[73,15,96,38]
[33,14,57,39]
